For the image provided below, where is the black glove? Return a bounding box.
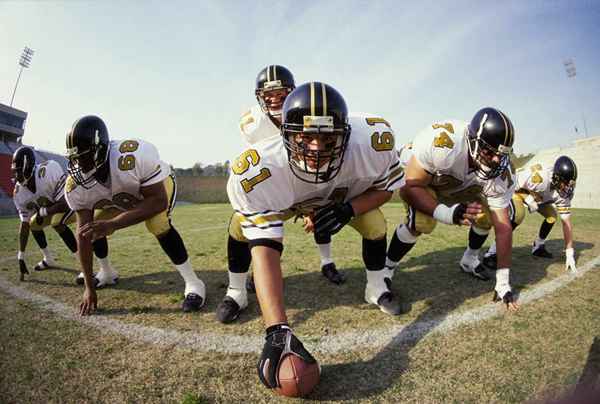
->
[451,203,467,225]
[257,324,316,389]
[19,259,29,281]
[314,202,354,235]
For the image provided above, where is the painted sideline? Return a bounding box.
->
[0,254,598,355]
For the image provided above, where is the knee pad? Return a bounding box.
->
[157,226,188,265]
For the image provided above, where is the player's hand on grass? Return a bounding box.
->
[80,287,98,316]
[80,220,116,241]
[258,324,316,388]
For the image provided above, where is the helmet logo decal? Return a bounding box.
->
[303,116,334,132]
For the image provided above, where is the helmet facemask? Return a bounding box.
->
[256,82,293,123]
[467,126,512,180]
[283,115,350,184]
[66,136,110,189]
[551,174,575,199]
[11,148,35,185]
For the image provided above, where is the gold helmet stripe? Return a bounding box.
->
[273,65,277,81]
[321,82,327,115]
[497,108,510,146]
[267,65,271,82]
[310,82,316,116]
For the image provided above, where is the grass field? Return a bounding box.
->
[0,203,599,403]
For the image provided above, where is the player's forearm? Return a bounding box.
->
[251,244,288,328]
[350,190,392,216]
[18,222,30,253]
[492,210,513,268]
[77,232,95,288]
[109,196,166,231]
[562,218,574,249]
[400,185,438,216]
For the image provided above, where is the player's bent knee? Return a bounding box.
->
[228,213,248,242]
[145,210,171,236]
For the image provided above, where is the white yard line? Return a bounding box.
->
[0,255,598,355]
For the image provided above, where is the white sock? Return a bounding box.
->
[366,269,388,291]
[41,247,52,261]
[318,243,333,266]
[464,248,480,259]
[97,257,113,273]
[226,272,248,307]
[485,242,497,257]
[175,259,205,296]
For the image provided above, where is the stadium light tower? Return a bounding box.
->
[10,46,35,107]
[563,58,588,138]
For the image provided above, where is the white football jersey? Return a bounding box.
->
[517,163,572,218]
[13,160,67,222]
[228,114,404,240]
[239,104,280,145]
[403,119,515,209]
[66,138,170,212]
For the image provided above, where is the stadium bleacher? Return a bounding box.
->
[526,136,600,209]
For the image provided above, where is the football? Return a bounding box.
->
[274,354,320,398]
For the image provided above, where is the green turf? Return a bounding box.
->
[0,203,599,402]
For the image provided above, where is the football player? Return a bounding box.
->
[385,108,519,311]
[226,81,405,390]
[11,146,113,283]
[64,115,206,315]
[229,65,343,307]
[483,155,578,272]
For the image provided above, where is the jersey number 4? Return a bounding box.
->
[232,149,272,193]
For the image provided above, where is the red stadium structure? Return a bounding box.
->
[0,102,66,215]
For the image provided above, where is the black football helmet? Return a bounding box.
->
[65,115,110,189]
[11,146,36,185]
[255,65,295,122]
[467,107,515,180]
[281,82,351,183]
[551,155,577,198]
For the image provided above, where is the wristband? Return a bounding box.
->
[565,248,574,259]
[494,267,511,297]
[433,204,456,225]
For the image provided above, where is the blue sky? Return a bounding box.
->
[1,0,599,167]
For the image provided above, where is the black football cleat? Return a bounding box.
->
[532,244,553,258]
[482,254,497,271]
[321,262,346,285]
[75,272,97,285]
[33,260,51,271]
[245,274,255,293]
[376,291,411,316]
[182,293,204,313]
[216,296,244,323]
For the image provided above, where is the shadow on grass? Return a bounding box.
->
[307,239,594,401]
